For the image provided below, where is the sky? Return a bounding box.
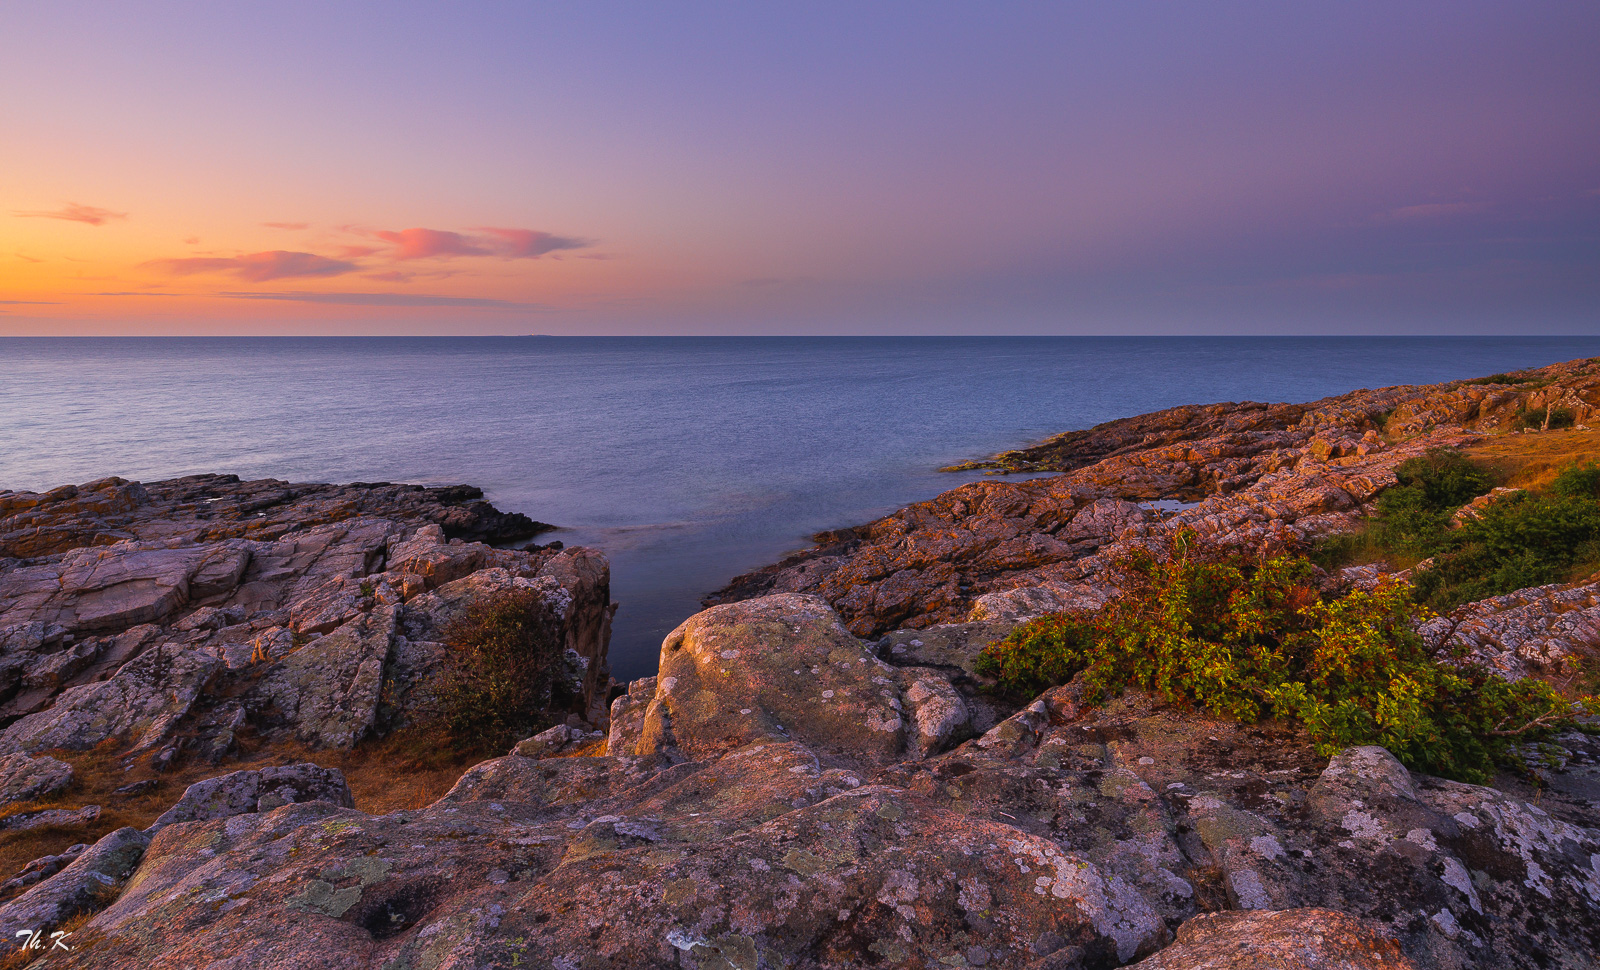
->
[2,2,1598,336]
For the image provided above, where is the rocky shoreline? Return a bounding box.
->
[1,361,1598,968]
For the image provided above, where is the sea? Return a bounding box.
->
[3,335,1598,679]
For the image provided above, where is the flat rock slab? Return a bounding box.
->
[0,753,73,807]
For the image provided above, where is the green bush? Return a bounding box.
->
[1413,490,1600,609]
[1551,461,1600,499]
[975,530,1593,782]
[435,588,570,753]
[1389,447,1494,512]
[1328,447,1492,563]
[1313,449,1600,608]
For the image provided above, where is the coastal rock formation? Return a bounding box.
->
[7,362,1600,968]
[0,475,614,768]
[709,359,1600,639]
[34,593,1600,970]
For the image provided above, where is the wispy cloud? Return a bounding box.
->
[262,221,309,230]
[360,269,459,284]
[144,250,359,282]
[219,290,548,309]
[370,226,588,260]
[473,227,587,258]
[0,299,60,304]
[13,203,128,226]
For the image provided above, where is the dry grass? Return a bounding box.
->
[0,725,489,904]
[1465,429,1600,491]
[317,727,487,813]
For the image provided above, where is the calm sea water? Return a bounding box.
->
[4,336,1598,678]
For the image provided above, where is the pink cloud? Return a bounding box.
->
[375,228,488,259]
[368,226,589,260]
[13,202,127,226]
[144,250,359,282]
[262,221,309,230]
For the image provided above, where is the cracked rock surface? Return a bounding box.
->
[34,593,1600,970]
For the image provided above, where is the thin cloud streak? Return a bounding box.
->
[219,290,548,309]
[13,203,127,226]
[262,221,309,230]
[144,250,359,282]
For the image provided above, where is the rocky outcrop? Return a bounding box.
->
[0,827,148,939]
[34,594,1600,970]
[1421,578,1600,681]
[149,764,354,832]
[0,477,614,766]
[709,359,1600,638]
[8,363,1600,968]
[0,474,549,561]
[1128,908,1418,969]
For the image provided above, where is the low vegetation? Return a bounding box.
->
[435,587,570,754]
[976,529,1595,783]
[1472,428,1600,491]
[1313,446,1600,610]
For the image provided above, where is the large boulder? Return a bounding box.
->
[637,594,909,765]
[1131,908,1417,969]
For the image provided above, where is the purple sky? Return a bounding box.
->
[3,2,1597,334]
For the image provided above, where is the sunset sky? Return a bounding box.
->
[3,2,1597,335]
